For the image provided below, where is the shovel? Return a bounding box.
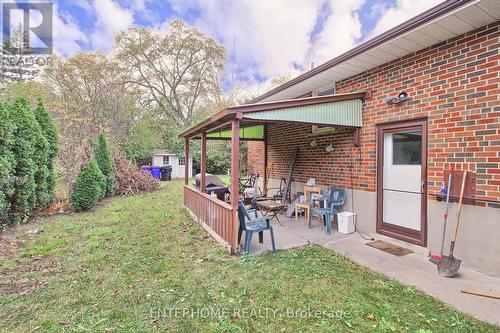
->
[438,170,467,278]
[439,166,454,258]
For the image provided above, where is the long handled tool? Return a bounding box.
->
[461,290,500,300]
[430,166,454,265]
[438,171,467,278]
[439,166,454,258]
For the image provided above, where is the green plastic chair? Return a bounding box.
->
[237,202,276,254]
[311,188,346,235]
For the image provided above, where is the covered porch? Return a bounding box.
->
[180,92,370,254]
[239,213,356,255]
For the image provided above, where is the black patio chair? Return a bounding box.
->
[239,173,261,195]
[267,177,289,202]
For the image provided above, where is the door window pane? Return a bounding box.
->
[392,132,422,165]
[163,156,169,165]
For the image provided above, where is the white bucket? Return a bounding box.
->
[337,212,356,234]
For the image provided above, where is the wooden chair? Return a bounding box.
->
[295,186,321,225]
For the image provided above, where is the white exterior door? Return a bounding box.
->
[377,120,427,246]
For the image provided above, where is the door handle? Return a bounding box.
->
[421,180,426,193]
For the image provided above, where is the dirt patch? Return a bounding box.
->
[0,229,63,296]
[0,256,63,296]
[0,275,46,296]
[94,197,115,210]
[35,199,71,218]
[0,234,21,261]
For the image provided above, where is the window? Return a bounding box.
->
[392,132,422,165]
[163,156,169,165]
[179,157,186,166]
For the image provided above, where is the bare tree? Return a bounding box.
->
[43,53,140,184]
[43,53,138,139]
[271,73,292,88]
[113,20,226,126]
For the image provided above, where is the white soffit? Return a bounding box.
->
[261,0,500,103]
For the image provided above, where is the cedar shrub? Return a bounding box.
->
[71,158,105,212]
[32,118,50,208]
[8,98,38,224]
[0,98,58,227]
[95,134,116,197]
[0,102,15,224]
[34,99,58,204]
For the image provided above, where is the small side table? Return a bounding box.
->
[295,202,312,226]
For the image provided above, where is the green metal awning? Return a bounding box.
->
[244,99,362,127]
[180,92,367,138]
[207,125,265,140]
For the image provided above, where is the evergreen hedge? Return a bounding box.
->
[71,158,105,212]
[0,98,58,228]
[32,117,50,208]
[8,99,39,224]
[94,134,116,197]
[0,103,15,223]
[70,134,117,212]
[34,100,58,203]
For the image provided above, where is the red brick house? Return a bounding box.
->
[181,0,500,276]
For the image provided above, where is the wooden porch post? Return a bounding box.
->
[184,138,190,185]
[200,132,207,193]
[263,125,268,196]
[230,115,241,252]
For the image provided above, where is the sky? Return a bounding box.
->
[9,0,444,94]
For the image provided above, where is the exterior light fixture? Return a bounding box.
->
[386,91,409,105]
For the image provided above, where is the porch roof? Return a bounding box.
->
[180,91,368,139]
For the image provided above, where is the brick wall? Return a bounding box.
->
[247,141,265,175]
[265,125,365,189]
[251,21,499,207]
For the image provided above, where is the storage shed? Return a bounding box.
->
[152,149,193,179]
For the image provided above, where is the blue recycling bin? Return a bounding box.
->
[151,166,161,179]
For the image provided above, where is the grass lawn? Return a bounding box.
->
[0,180,497,333]
[216,174,230,186]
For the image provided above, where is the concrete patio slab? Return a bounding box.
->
[324,235,500,327]
[245,223,309,255]
[244,213,500,327]
[244,214,353,255]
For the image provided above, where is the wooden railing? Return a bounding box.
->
[183,185,236,252]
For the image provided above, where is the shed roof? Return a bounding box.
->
[153,149,176,156]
